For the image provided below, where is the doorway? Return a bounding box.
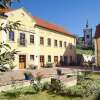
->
[19,55,26,69]
[40,55,45,67]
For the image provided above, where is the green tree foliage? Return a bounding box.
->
[0,42,18,71]
[0,20,21,33]
[0,0,21,71]
[0,0,20,8]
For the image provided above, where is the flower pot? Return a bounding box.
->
[24,71,32,80]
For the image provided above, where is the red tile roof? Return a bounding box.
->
[33,16,75,38]
[95,24,100,38]
[5,8,75,38]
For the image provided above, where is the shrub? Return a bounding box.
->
[0,65,9,72]
[9,64,16,70]
[49,78,64,94]
[2,90,21,99]
[32,83,42,93]
[94,91,100,100]
[42,82,50,91]
[82,71,92,77]
[36,72,43,83]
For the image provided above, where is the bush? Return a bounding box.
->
[36,72,43,83]
[32,83,43,93]
[2,90,21,99]
[42,82,50,91]
[49,78,64,94]
[0,66,9,72]
[94,91,100,100]
[59,79,100,98]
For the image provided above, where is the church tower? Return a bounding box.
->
[83,20,92,47]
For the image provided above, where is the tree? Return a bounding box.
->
[0,42,19,71]
[0,0,21,71]
[0,0,20,8]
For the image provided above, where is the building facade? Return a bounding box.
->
[95,24,100,66]
[0,8,76,69]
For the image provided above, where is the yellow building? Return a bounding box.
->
[0,8,76,69]
[95,24,100,66]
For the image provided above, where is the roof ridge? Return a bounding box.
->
[33,16,65,29]
[32,16,75,37]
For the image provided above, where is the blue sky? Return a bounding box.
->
[12,0,100,36]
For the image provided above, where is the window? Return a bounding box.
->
[9,31,14,41]
[30,35,34,44]
[64,41,66,48]
[54,40,57,47]
[48,55,51,62]
[40,37,44,45]
[30,55,34,61]
[47,38,51,46]
[59,41,62,47]
[20,33,25,46]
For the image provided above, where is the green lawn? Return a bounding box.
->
[91,72,100,80]
[0,72,99,100]
[90,72,100,85]
[0,91,95,100]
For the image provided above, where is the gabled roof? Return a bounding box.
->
[32,16,75,38]
[95,24,100,38]
[2,8,75,38]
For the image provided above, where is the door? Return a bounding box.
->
[70,56,73,65]
[54,56,58,66]
[64,56,68,66]
[40,55,45,67]
[19,55,26,69]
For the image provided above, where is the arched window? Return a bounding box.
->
[9,31,14,41]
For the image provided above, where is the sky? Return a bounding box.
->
[12,0,100,36]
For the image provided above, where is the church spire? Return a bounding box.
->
[86,20,89,28]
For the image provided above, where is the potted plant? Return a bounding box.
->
[24,71,33,80]
[57,69,62,75]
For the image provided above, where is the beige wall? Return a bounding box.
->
[95,38,100,66]
[35,26,76,65]
[5,8,36,69]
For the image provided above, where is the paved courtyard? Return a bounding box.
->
[0,66,99,86]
